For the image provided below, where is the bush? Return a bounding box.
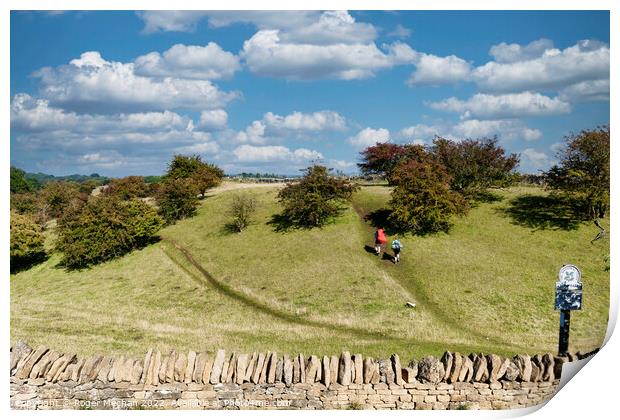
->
[544,126,610,219]
[104,176,150,200]
[165,154,224,197]
[389,159,467,234]
[155,178,199,224]
[55,196,164,269]
[229,194,257,232]
[10,210,46,270]
[432,137,519,197]
[39,181,82,220]
[277,165,358,228]
[10,166,39,193]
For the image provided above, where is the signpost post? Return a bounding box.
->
[554,264,582,356]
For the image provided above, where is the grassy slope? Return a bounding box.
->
[351,185,609,354]
[10,185,609,360]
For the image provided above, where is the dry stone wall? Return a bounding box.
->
[11,341,589,410]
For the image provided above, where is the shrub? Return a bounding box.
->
[432,137,519,197]
[38,181,82,220]
[229,194,257,232]
[10,210,46,270]
[104,176,150,200]
[193,164,224,197]
[277,165,358,228]
[155,178,199,224]
[10,192,39,215]
[544,126,610,219]
[389,159,467,234]
[55,196,164,269]
[10,166,39,193]
[165,154,224,197]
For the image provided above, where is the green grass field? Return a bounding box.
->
[10,184,609,361]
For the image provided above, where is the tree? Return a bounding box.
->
[10,166,38,193]
[544,126,610,219]
[104,176,149,200]
[358,143,407,177]
[155,178,199,224]
[358,143,428,183]
[432,137,519,197]
[228,194,257,232]
[193,163,224,197]
[277,165,359,228]
[55,196,164,269]
[389,158,467,234]
[165,154,224,197]
[11,210,46,270]
[38,181,82,221]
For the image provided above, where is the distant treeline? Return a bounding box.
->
[14,170,163,190]
[231,172,299,179]
[20,171,110,189]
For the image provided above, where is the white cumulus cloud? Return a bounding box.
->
[429,92,571,119]
[198,109,228,131]
[407,53,472,86]
[488,38,555,63]
[347,127,390,149]
[134,43,240,80]
[241,30,416,81]
[233,145,323,163]
[472,40,609,93]
[33,51,239,113]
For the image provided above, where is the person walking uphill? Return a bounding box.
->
[374,227,387,255]
[391,238,403,264]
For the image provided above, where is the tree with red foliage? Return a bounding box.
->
[358,142,429,184]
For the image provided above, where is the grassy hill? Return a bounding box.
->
[10,184,609,360]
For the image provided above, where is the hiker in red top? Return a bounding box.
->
[374,227,387,256]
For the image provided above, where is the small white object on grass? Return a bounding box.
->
[406,302,416,308]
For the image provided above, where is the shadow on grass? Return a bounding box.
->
[501,194,587,231]
[469,190,504,206]
[364,245,376,255]
[267,213,296,232]
[363,208,409,236]
[10,252,49,274]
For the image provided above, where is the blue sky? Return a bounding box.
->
[10,10,610,176]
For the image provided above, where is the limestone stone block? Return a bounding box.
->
[339,352,352,385]
[441,351,453,381]
[417,356,445,384]
[184,351,197,383]
[210,349,226,384]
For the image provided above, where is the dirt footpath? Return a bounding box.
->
[209,181,287,195]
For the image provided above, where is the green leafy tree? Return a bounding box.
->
[10,192,39,215]
[277,165,359,228]
[432,137,519,197]
[10,166,39,193]
[389,159,467,234]
[193,163,224,197]
[10,210,46,270]
[55,196,164,269]
[545,126,610,219]
[165,154,224,197]
[155,178,199,224]
[228,194,257,232]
